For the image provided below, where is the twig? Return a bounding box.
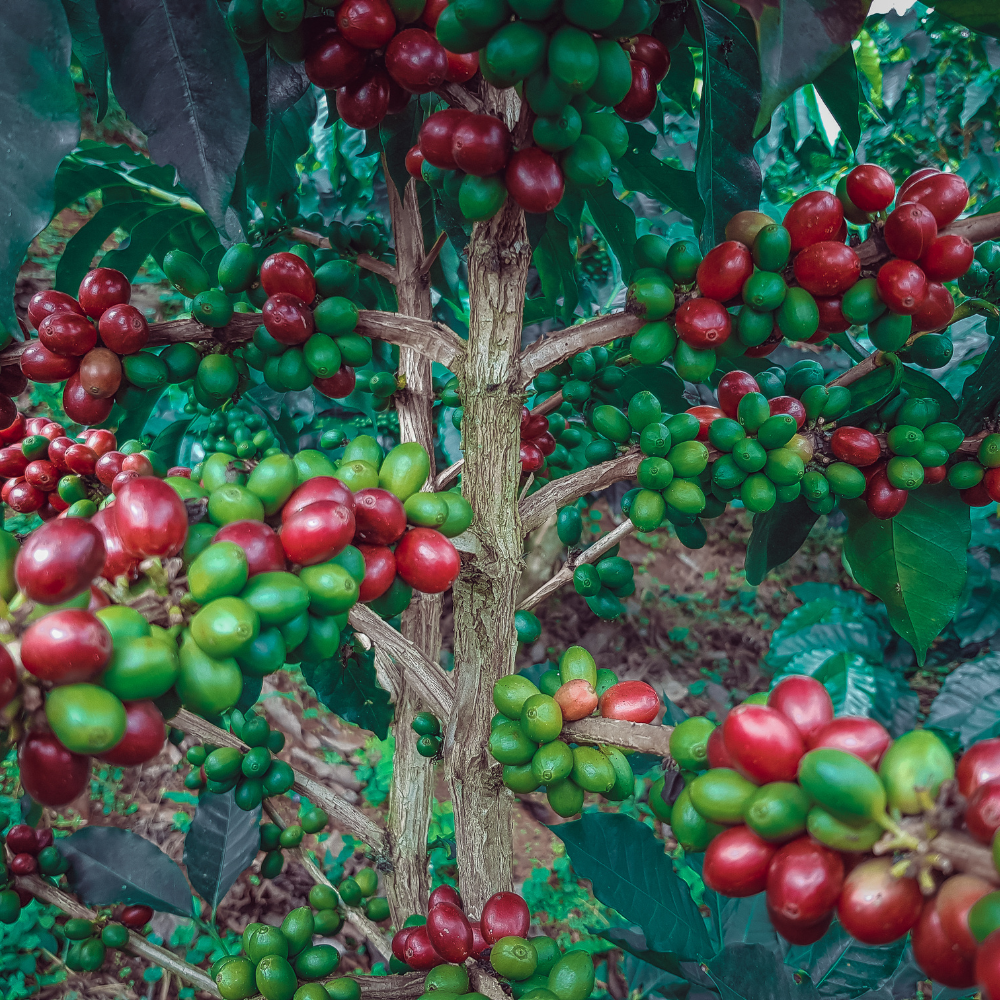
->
[434,459,464,490]
[519,448,642,535]
[561,717,674,756]
[530,390,564,416]
[347,605,454,719]
[519,313,644,386]
[357,253,399,284]
[16,875,219,996]
[518,518,636,611]
[434,82,484,113]
[418,232,447,277]
[171,709,388,854]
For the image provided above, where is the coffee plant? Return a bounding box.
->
[0,0,999,998]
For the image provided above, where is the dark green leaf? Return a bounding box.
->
[842,484,970,665]
[957,331,1000,433]
[0,0,80,339]
[246,46,310,150]
[618,364,686,413]
[301,650,394,739]
[787,922,908,998]
[585,182,636,277]
[695,2,763,248]
[555,812,713,960]
[706,943,820,1000]
[101,204,194,280]
[813,46,861,151]
[755,0,873,134]
[842,363,957,426]
[658,43,697,115]
[533,213,579,326]
[236,674,263,714]
[245,88,316,218]
[54,202,157,294]
[114,389,162,442]
[930,1,1000,38]
[62,0,109,119]
[925,654,1000,749]
[53,159,124,215]
[745,496,821,586]
[601,925,683,977]
[149,418,192,466]
[379,99,422,205]
[184,791,261,911]
[96,0,251,226]
[616,123,704,227]
[58,826,192,916]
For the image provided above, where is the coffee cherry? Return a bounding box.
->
[898,171,969,226]
[614,61,656,122]
[919,234,974,282]
[505,148,564,214]
[304,20,366,89]
[386,28,449,93]
[675,298,731,349]
[337,0,395,48]
[337,67,392,130]
[792,242,860,296]
[419,108,472,169]
[831,426,880,467]
[845,164,895,212]
[876,259,927,315]
[782,191,844,252]
[696,241,753,302]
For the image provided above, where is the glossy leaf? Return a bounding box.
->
[813,46,861,151]
[149,418,192,466]
[957,328,1000,432]
[96,0,251,227]
[184,791,262,911]
[925,654,1000,749]
[842,363,957,426]
[100,204,194,280]
[62,0,109,119]
[618,364,686,414]
[842,484,970,665]
[53,158,124,215]
[301,648,394,740]
[695,2,763,249]
[707,943,821,1000]
[585,182,636,278]
[247,46,311,149]
[745,496,821,586]
[755,0,873,135]
[58,826,192,916]
[0,0,80,340]
[113,388,161,441]
[616,123,704,227]
[658,43,697,115]
[245,87,316,219]
[533,213,579,327]
[379,99,421,207]
[556,812,713,961]
[931,1,1000,38]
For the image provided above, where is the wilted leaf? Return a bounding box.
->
[184,791,261,911]
[58,826,192,916]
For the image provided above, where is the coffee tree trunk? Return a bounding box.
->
[385,173,440,921]
[445,89,530,915]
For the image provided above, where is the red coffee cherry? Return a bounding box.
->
[703,827,776,897]
[37,312,96,357]
[421,0,449,26]
[262,293,315,345]
[696,241,753,301]
[911,282,955,333]
[304,22,366,89]
[314,365,357,399]
[24,460,58,492]
[20,341,79,383]
[6,480,44,513]
[918,234,974,282]
[898,167,939,198]
[445,50,479,83]
[674,298,731,349]
[27,290,85,330]
[98,303,150,355]
[419,108,472,169]
[766,838,844,926]
[717,370,759,418]
[831,426,881,467]
[452,114,513,177]
[966,778,1000,843]
[260,253,317,303]
[962,481,995,508]
[63,372,114,425]
[845,164,895,212]
[957,738,1000,797]
[685,405,725,441]
[783,191,844,252]
[898,171,969,226]
[876,259,927,315]
[792,242,860,296]
[767,395,806,428]
[629,35,669,82]
[78,267,130,319]
[336,0,395,49]
[0,447,27,478]
[743,324,783,357]
[911,898,977,988]
[837,858,922,945]
[722,703,806,784]
[883,202,938,261]
[615,60,656,122]
[816,295,850,332]
[505,148,564,214]
[119,905,155,929]
[519,440,544,472]
[405,145,425,178]
[386,28,448,94]
[866,472,908,520]
[337,67,392,130]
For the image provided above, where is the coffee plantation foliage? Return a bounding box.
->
[0,0,999,999]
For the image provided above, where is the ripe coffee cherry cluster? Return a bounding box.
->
[182,711,298,814]
[411,709,443,756]
[212,906,346,1000]
[391,884,596,999]
[23,269,218,425]
[489,645,657,814]
[161,245,369,402]
[624,165,972,385]
[654,680,1000,996]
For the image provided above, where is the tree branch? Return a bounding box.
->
[17,875,220,996]
[434,82,484,113]
[519,313,644,386]
[561,717,674,756]
[171,709,388,854]
[518,518,636,611]
[357,253,399,284]
[930,829,999,885]
[348,605,455,720]
[519,448,642,535]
